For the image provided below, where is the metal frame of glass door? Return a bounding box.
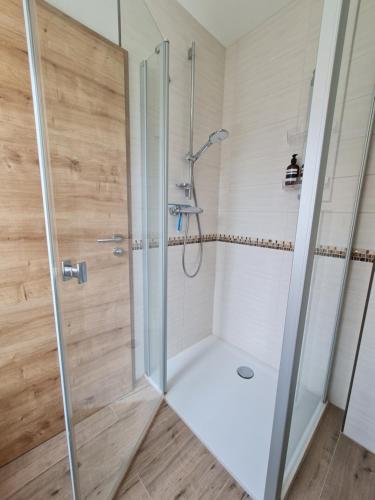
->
[264,1,350,498]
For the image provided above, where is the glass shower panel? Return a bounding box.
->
[29,0,163,498]
[142,47,165,388]
[284,0,375,490]
[121,1,168,393]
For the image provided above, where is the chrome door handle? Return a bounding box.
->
[96,234,125,243]
[62,260,88,284]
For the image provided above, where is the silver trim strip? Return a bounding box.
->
[22,1,80,498]
[264,1,350,498]
[161,40,169,394]
[187,41,195,200]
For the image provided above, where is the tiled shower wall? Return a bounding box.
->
[46,0,375,453]
[307,0,375,408]
[44,0,375,427]
[212,0,375,412]
[213,0,323,370]
[157,0,375,418]
[146,0,226,357]
[338,0,375,448]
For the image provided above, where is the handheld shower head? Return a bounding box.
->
[190,128,229,162]
[208,128,229,144]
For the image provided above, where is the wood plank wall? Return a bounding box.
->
[35,0,133,423]
[0,0,63,467]
[0,0,133,468]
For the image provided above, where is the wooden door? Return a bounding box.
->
[0,0,64,466]
[35,0,133,424]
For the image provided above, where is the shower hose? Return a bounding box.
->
[182,169,203,278]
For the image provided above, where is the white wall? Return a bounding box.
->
[147,0,226,357]
[212,0,375,423]
[213,0,323,369]
[328,0,375,410]
[175,0,293,47]
[46,0,118,43]
[345,282,375,453]
[340,0,375,447]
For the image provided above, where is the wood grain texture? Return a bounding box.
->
[287,403,375,500]
[35,0,133,423]
[0,0,63,466]
[320,434,375,500]
[0,381,161,500]
[115,402,249,500]
[287,404,343,500]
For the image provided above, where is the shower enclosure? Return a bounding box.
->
[1,0,374,499]
[13,0,168,498]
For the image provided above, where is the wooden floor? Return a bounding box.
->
[115,402,250,500]
[2,399,375,499]
[0,381,161,500]
[116,403,375,500]
[287,405,375,500]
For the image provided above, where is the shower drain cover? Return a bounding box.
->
[237,366,254,379]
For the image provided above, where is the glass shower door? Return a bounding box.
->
[267,0,375,497]
[141,43,169,392]
[121,0,169,394]
[25,0,169,497]
[30,0,136,497]
[284,0,375,490]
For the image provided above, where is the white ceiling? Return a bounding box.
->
[176,0,293,47]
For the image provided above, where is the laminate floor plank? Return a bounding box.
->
[0,382,161,500]
[116,403,249,500]
[320,434,375,500]
[287,404,343,500]
[115,474,151,500]
[215,479,251,500]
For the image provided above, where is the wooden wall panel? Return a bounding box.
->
[35,0,133,423]
[0,0,63,466]
[0,0,133,469]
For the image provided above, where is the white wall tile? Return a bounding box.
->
[213,244,292,369]
[124,0,375,440]
[212,0,322,369]
[344,277,375,453]
[329,262,373,408]
[144,0,225,358]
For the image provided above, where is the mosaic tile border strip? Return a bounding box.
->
[132,234,375,263]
